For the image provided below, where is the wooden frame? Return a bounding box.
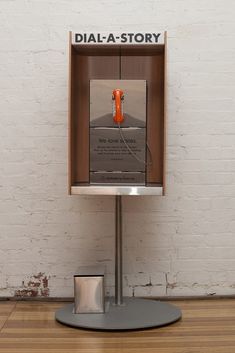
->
[68,32,167,195]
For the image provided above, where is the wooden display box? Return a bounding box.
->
[68,32,167,195]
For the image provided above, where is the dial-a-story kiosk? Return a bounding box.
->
[55,32,181,330]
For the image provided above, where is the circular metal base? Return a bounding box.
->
[55,297,181,331]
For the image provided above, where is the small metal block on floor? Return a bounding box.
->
[55,297,182,331]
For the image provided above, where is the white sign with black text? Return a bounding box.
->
[72,32,165,45]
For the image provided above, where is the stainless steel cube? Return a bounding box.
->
[74,266,105,314]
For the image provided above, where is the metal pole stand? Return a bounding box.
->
[55,196,181,330]
[115,195,123,306]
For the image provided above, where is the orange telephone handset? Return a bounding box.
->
[112,89,124,124]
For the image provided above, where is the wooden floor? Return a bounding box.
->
[0,299,235,352]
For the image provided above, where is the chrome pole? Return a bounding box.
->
[115,195,123,305]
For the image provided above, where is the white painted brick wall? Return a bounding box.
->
[0,0,235,297]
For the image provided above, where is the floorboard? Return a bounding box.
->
[0,299,235,352]
[0,301,16,332]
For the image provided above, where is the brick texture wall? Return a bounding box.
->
[0,0,235,297]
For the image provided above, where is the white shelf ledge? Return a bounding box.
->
[71,185,163,196]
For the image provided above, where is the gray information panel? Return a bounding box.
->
[89,80,146,185]
[90,128,146,173]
